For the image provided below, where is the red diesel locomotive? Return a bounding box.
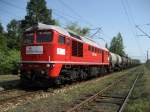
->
[20,23,140,87]
[20,23,110,86]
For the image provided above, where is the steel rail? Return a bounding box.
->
[67,72,129,112]
[0,91,37,105]
[67,69,142,112]
[0,89,18,95]
[118,72,142,112]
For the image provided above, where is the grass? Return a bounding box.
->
[0,75,20,90]
[124,65,150,112]
[0,75,19,82]
[85,68,140,112]
[6,66,141,112]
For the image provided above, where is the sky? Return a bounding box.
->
[0,0,150,62]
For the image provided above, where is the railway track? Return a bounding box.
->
[0,66,141,112]
[0,90,36,104]
[0,89,44,112]
[67,69,143,112]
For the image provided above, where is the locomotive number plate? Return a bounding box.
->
[26,46,43,54]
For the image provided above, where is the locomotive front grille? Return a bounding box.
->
[21,69,49,80]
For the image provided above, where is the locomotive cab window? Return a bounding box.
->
[36,31,52,43]
[23,32,34,44]
[58,35,65,44]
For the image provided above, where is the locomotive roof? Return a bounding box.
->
[26,23,71,37]
[26,23,108,51]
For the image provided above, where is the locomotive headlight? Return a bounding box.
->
[108,57,110,61]
[41,70,45,74]
[46,64,51,67]
[27,71,31,74]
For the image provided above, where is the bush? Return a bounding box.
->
[0,49,20,74]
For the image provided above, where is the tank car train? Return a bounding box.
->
[20,23,140,87]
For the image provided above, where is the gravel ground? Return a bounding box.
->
[5,66,141,112]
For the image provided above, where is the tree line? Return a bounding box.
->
[0,0,125,74]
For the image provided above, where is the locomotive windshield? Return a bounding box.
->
[36,31,52,43]
[23,31,52,44]
[23,32,34,44]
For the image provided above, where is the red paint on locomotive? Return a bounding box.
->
[20,23,110,84]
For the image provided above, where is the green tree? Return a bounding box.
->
[0,22,3,33]
[66,22,90,36]
[109,36,117,52]
[109,32,125,56]
[0,22,7,51]
[0,50,20,74]
[21,0,56,30]
[7,19,21,49]
[0,34,7,51]
[0,21,20,74]
[0,22,7,74]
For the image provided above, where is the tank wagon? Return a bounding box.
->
[20,23,140,87]
[109,53,138,71]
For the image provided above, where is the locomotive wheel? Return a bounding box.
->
[79,70,87,80]
[55,77,61,85]
[89,67,99,77]
[20,76,33,88]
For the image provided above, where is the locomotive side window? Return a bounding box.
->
[72,40,83,57]
[23,32,34,44]
[94,47,95,52]
[88,45,91,51]
[98,49,100,53]
[36,31,52,43]
[78,42,83,57]
[95,48,97,53]
[72,40,78,56]
[99,50,102,54]
[88,46,90,51]
[92,46,94,52]
[58,35,65,44]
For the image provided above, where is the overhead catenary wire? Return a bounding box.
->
[53,12,74,27]
[52,8,81,21]
[100,29,112,40]
[0,0,24,10]
[53,11,75,24]
[0,0,91,27]
[0,8,22,19]
[137,23,150,27]
[121,0,144,59]
[0,0,112,44]
[89,27,102,38]
[135,25,150,38]
[124,0,146,56]
[135,23,150,38]
[51,2,106,40]
[56,0,94,27]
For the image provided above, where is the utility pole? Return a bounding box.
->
[147,50,149,61]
